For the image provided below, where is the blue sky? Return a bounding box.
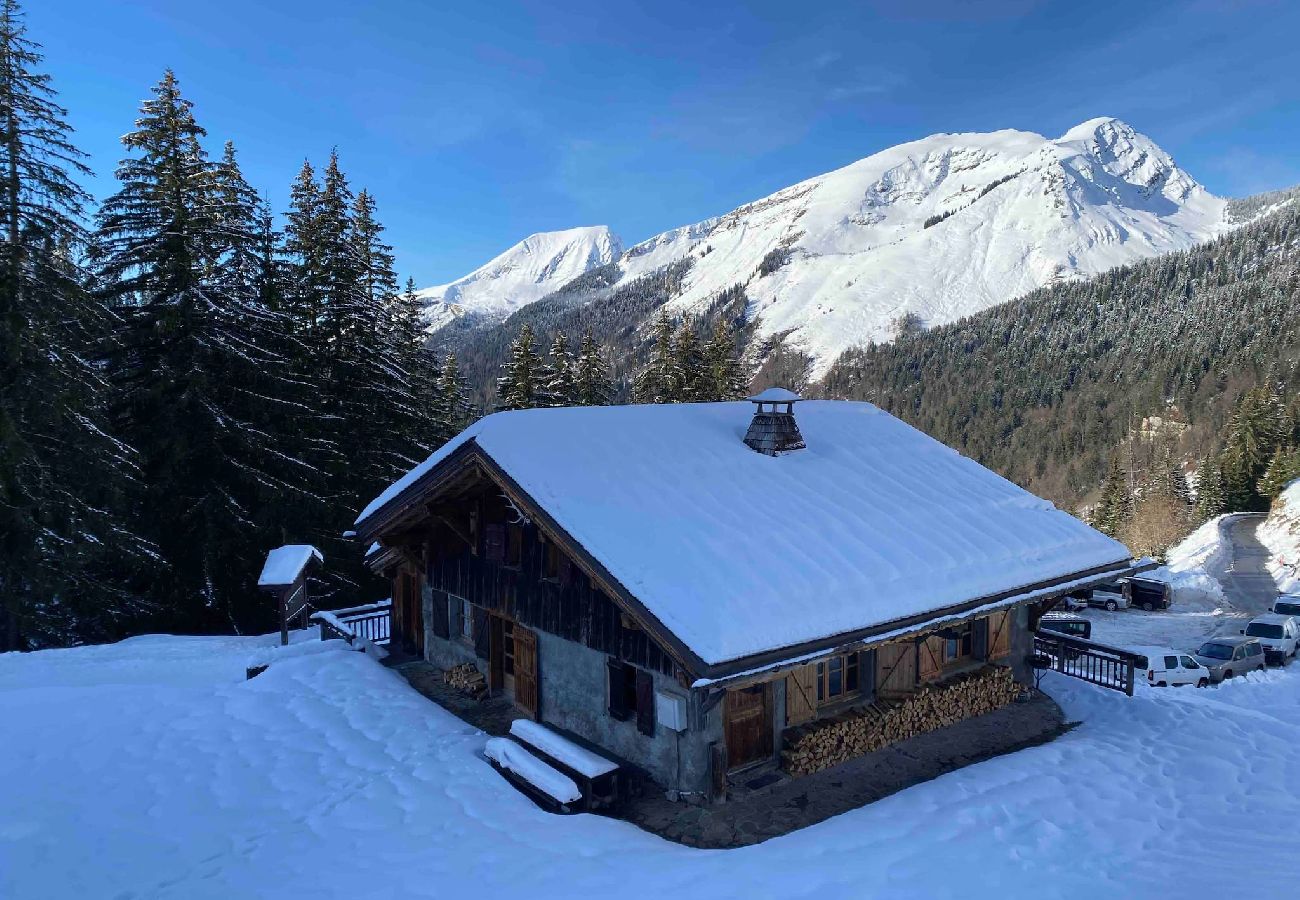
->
[32,0,1300,285]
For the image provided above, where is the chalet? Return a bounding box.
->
[353,392,1135,800]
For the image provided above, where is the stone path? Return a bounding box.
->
[622,691,1068,849]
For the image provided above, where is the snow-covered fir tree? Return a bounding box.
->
[94,70,310,632]
[545,332,576,406]
[0,0,151,649]
[574,328,612,406]
[496,324,543,410]
[702,318,747,401]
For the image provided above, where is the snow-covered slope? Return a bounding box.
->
[1260,479,1300,593]
[418,226,622,330]
[7,630,1300,897]
[430,118,1235,379]
[619,117,1229,377]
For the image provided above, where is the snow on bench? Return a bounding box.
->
[509,719,618,779]
[483,737,581,805]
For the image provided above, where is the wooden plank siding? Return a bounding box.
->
[424,495,677,677]
[875,641,917,697]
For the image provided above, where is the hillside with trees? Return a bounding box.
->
[821,201,1300,536]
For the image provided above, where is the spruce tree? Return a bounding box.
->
[702,318,746,401]
[574,328,612,406]
[497,324,542,411]
[1195,456,1228,519]
[545,332,576,406]
[634,310,676,403]
[1258,445,1300,501]
[0,0,149,648]
[436,351,474,441]
[1093,458,1132,538]
[672,320,705,402]
[95,71,309,633]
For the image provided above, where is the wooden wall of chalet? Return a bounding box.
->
[423,494,677,678]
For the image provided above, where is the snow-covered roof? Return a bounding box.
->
[258,545,323,588]
[748,387,802,403]
[356,401,1130,667]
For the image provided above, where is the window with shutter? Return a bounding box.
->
[484,524,505,563]
[607,659,629,720]
[987,610,1012,660]
[786,664,816,725]
[635,669,655,736]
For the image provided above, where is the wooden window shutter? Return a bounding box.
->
[429,587,449,639]
[607,659,629,720]
[973,617,990,660]
[514,627,539,719]
[876,642,916,696]
[472,605,491,659]
[919,635,944,682]
[988,610,1012,660]
[786,664,817,726]
[635,669,656,736]
[484,524,505,563]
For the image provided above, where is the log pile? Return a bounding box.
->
[781,665,1021,777]
[443,662,488,699]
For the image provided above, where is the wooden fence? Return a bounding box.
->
[1032,630,1139,696]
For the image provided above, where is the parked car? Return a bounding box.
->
[1088,581,1129,611]
[1039,612,1091,640]
[1130,646,1209,687]
[1241,614,1299,664]
[1127,576,1172,611]
[1271,594,1300,618]
[1192,636,1267,682]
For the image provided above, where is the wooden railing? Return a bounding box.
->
[311,598,391,647]
[1032,631,1139,696]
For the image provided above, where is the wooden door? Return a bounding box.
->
[514,627,539,718]
[725,684,772,770]
[404,571,424,656]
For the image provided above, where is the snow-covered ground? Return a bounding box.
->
[1260,479,1300,594]
[5,630,1300,899]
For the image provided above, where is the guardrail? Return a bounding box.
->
[1032,630,1140,696]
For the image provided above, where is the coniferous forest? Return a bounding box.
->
[0,3,479,649]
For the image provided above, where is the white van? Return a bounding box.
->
[1271,595,1300,618]
[1242,614,1299,664]
[1130,646,1208,687]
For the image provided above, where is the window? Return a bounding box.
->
[945,625,973,664]
[506,524,522,568]
[607,660,637,720]
[458,598,473,642]
[1163,656,1178,670]
[815,653,860,703]
[501,620,515,675]
[1181,656,1200,669]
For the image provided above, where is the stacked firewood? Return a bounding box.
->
[782,666,1021,777]
[443,663,487,699]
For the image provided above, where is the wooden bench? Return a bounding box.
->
[508,719,622,811]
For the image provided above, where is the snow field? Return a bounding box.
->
[1260,480,1300,594]
[5,630,1300,898]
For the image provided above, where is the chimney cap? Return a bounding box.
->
[747,387,802,404]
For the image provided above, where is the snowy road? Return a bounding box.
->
[1215,513,1275,614]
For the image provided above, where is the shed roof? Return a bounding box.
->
[356,401,1130,667]
[258,545,323,589]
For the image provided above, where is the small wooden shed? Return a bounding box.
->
[258,545,324,645]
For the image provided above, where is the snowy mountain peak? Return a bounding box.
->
[418,225,623,329]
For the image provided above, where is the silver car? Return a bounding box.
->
[1193,636,1267,682]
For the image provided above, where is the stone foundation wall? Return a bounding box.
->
[781,665,1021,777]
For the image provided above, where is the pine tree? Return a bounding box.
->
[282,160,325,336]
[435,351,474,441]
[1092,458,1132,538]
[672,320,705,401]
[702,318,746,401]
[497,324,542,411]
[1221,385,1287,510]
[1195,456,1228,519]
[545,332,576,406]
[0,0,149,649]
[95,71,309,633]
[1258,445,1300,501]
[574,328,612,406]
[634,310,676,403]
